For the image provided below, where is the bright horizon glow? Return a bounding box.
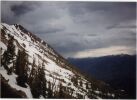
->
[73,46,136,58]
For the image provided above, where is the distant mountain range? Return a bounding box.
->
[68,54,136,98]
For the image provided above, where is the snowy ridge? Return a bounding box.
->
[0,23,121,98]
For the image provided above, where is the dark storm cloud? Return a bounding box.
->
[1,1,136,58]
[1,1,40,24]
[10,2,37,16]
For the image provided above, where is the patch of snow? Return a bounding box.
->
[112,93,115,97]
[94,90,101,94]
[0,41,7,55]
[107,92,111,96]
[8,63,13,68]
[39,95,45,99]
[0,67,33,98]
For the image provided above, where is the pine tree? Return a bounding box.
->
[47,81,53,98]
[79,80,83,87]
[2,36,15,75]
[38,66,47,98]
[58,83,64,98]
[28,58,37,84]
[30,60,47,98]
[15,50,21,75]
[15,49,28,87]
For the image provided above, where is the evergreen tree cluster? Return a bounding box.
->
[29,60,47,98]
[15,49,29,88]
[2,35,16,75]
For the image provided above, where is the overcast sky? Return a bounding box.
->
[1,1,136,58]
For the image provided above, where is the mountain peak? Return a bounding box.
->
[14,24,29,33]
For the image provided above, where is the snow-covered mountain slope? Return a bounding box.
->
[0,23,124,98]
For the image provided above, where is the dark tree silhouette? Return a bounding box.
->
[2,35,15,75]
[58,83,63,98]
[15,49,28,88]
[29,60,47,98]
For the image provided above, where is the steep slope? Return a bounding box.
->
[0,23,123,99]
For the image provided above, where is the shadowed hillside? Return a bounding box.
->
[68,54,136,99]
